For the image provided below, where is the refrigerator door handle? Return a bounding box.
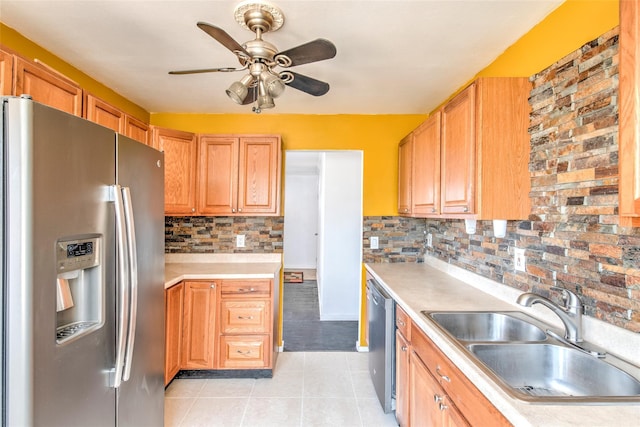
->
[111,185,130,389]
[121,186,138,382]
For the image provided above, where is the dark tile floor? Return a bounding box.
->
[283,280,358,352]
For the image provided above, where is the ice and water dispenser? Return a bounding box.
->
[55,236,104,344]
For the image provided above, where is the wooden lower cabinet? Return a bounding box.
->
[217,279,273,369]
[396,307,511,427]
[166,278,275,379]
[182,281,217,369]
[164,282,184,385]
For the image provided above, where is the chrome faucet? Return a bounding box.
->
[517,287,583,343]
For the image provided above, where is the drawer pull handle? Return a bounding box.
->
[236,350,252,355]
[397,319,405,326]
[238,316,254,320]
[238,288,256,292]
[436,366,451,382]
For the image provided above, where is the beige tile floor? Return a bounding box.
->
[165,351,399,427]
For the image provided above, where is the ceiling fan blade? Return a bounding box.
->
[197,22,250,57]
[275,39,336,67]
[169,67,240,75]
[284,71,330,96]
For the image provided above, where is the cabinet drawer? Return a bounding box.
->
[220,280,271,298]
[220,300,270,334]
[396,305,411,341]
[218,335,270,369]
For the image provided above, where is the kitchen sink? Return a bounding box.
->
[427,311,547,342]
[421,310,640,404]
[468,343,640,403]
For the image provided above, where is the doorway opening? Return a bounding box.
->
[282,151,363,351]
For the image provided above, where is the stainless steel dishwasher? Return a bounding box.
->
[366,274,395,413]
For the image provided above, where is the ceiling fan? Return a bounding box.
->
[169,0,337,113]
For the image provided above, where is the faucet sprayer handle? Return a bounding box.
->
[551,287,583,312]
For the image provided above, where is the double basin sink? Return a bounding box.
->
[422,311,640,404]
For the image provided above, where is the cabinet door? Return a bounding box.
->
[398,134,413,215]
[165,282,184,385]
[153,127,198,215]
[84,93,124,133]
[0,48,14,95]
[124,115,150,145]
[198,136,239,215]
[396,331,410,427]
[410,351,449,427]
[413,111,441,216]
[441,84,476,215]
[182,281,217,369]
[237,136,281,215]
[14,57,82,116]
[620,0,640,226]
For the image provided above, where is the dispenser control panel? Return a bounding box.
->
[56,237,100,272]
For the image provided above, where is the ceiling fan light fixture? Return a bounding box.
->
[257,80,275,109]
[226,74,254,104]
[260,70,285,98]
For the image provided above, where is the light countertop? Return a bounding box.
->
[164,253,282,289]
[365,257,640,427]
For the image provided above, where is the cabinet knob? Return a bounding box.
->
[401,345,408,352]
[191,208,196,212]
[232,208,236,213]
[397,319,405,326]
[439,402,448,411]
[431,208,436,213]
[210,283,216,289]
[238,208,242,212]
[463,207,469,212]
[433,394,444,403]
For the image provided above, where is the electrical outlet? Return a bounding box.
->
[514,248,526,272]
[370,236,379,249]
[236,234,245,248]
[427,233,433,248]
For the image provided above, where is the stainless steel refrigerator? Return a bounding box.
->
[1,96,165,426]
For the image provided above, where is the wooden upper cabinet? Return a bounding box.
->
[401,77,529,220]
[152,126,198,215]
[84,93,124,133]
[441,84,476,215]
[413,111,441,216]
[198,135,281,216]
[398,134,413,215]
[198,136,239,215]
[14,57,82,116]
[124,115,150,145]
[238,136,281,215]
[620,0,640,227]
[0,48,14,96]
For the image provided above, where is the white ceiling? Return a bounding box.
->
[0,0,564,115]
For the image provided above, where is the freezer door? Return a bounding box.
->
[4,98,117,426]
[115,135,165,426]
